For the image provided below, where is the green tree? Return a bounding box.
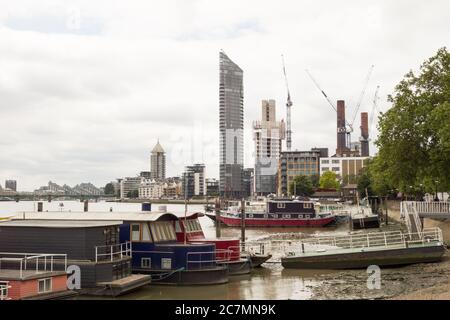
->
[319,171,340,190]
[289,175,314,197]
[375,47,450,194]
[357,167,373,197]
[104,183,115,195]
[127,189,139,199]
[310,174,320,188]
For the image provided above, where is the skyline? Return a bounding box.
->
[0,0,449,190]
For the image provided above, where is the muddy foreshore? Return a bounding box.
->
[257,203,450,300]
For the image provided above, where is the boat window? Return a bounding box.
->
[190,219,201,232]
[284,214,291,219]
[299,215,303,219]
[277,203,286,209]
[151,222,176,242]
[142,223,152,242]
[248,214,254,218]
[141,258,151,269]
[175,221,181,233]
[304,203,313,209]
[38,278,52,293]
[131,224,141,241]
[161,258,172,270]
[150,223,161,242]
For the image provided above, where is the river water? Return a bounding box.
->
[0,200,407,300]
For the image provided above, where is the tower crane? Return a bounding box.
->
[349,65,375,132]
[369,85,381,139]
[282,55,293,151]
[306,65,375,149]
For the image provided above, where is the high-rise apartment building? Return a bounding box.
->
[182,164,206,199]
[150,140,166,181]
[219,51,244,199]
[278,150,321,196]
[253,100,286,196]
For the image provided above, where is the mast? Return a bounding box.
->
[282,55,293,151]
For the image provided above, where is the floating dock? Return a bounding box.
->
[281,228,445,269]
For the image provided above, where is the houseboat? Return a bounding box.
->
[281,228,445,269]
[0,219,151,297]
[174,213,261,272]
[10,211,229,286]
[350,205,380,230]
[0,252,77,300]
[206,199,335,228]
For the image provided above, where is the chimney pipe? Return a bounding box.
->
[336,100,348,156]
[360,112,370,157]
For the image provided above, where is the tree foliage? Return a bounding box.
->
[319,171,340,190]
[374,47,450,194]
[289,175,314,197]
[127,189,139,199]
[104,183,115,195]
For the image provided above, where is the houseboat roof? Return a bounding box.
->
[0,219,122,228]
[10,211,200,222]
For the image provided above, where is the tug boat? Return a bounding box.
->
[174,213,253,275]
[206,199,335,228]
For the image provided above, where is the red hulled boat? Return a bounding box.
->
[206,199,336,228]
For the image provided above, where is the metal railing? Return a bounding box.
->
[241,242,268,256]
[186,250,230,270]
[272,228,443,257]
[403,201,450,217]
[95,242,132,262]
[402,202,423,238]
[0,253,68,279]
[0,281,11,300]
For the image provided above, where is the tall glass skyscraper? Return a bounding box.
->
[219,51,244,198]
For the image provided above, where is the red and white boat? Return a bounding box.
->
[173,213,255,274]
[206,199,336,228]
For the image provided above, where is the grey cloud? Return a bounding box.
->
[0,0,448,190]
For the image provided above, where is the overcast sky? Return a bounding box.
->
[0,0,448,191]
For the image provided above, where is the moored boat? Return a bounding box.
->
[174,213,253,275]
[0,219,151,297]
[0,252,77,300]
[210,199,336,228]
[9,210,229,286]
[281,228,445,269]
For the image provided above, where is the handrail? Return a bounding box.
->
[95,241,132,263]
[403,201,450,215]
[277,227,443,256]
[186,250,230,270]
[0,253,67,278]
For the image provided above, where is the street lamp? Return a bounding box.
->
[435,180,440,202]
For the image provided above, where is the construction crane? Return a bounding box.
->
[306,66,375,149]
[369,85,381,139]
[282,55,293,151]
[305,69,337,113]
[349,65,375,132]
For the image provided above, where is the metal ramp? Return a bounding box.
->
[401,202,423,240]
